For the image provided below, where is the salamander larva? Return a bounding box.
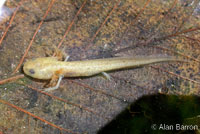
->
[23,56,180,91]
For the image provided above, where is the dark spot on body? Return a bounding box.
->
[29,69,35,74]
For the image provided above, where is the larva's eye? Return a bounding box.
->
[29,69,35,74]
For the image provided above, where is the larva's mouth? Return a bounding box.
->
[23,66,31,76]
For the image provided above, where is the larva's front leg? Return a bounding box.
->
[43,55,70,92]
[43,74,64,92]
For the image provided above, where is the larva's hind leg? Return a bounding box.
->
[101,72,111,81]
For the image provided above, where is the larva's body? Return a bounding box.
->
[23,56,178,80]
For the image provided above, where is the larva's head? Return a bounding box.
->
[23,57,58,80]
